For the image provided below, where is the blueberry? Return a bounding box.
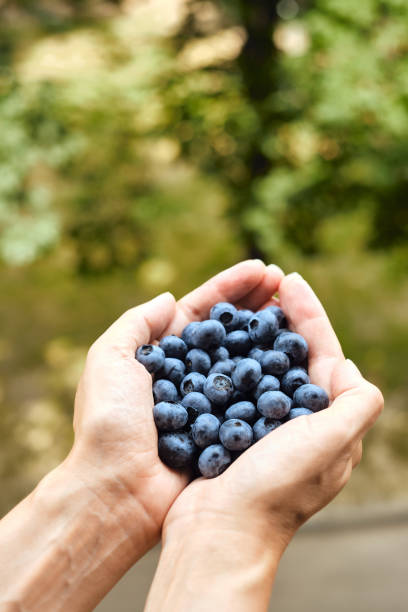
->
[209,346,229,363]
[275,327,289,337]
[153,379,179,403]
[260,350,290,377]
[156,357,186,386]
[185,348,211,375]
[293,384,329,412]
[204,373,234,405]
[198,444,231,478]
[265,305,287,328]
[180,372,207,396]
[225,330,252,356]
[232,358,262,392]
[253,417,281,441]
[248,310,278,344]
[248,346,264,362]
[281,367,310,397]
[209,359,236,376]
[210,302,239,331]
[224,401,257,424]
[212,407,226,424]
[232,355,244,364]
[288,407,314,419]
[257,390,292,419]
[194,319,227,350]
[153,401,188,431]
[219,418,253,451]
[254,374,280,401]
[231,389,249,402]
[237,309,254,330]
[181,391,212,422]
[191,413,220,448]
[136,344,165,373]
[274,332,308,365]
[159,335,188,360]
[158,432,196,468]
[181,321,201,348]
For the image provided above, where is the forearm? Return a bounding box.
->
[0,458,157,612]
[145,522,283,612]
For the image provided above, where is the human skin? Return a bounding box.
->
[0,259,284,612]
[144,272,384,612]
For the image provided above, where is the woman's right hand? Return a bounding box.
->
[145,272,384,612]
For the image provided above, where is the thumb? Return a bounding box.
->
[97,292,177,355]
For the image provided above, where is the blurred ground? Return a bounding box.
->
[95,500,408,612]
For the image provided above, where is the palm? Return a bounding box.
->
[165,273,380,533]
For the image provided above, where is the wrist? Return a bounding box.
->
[145,517,284,612]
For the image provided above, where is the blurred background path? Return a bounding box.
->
[96,502,408,612]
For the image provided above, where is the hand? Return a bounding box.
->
[65,260,284,550]
[146,272,384,612]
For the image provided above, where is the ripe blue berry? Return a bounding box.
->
[237,309,254,330]
[265,305,287,328]
[281,367,310,397]
[153,401,188,431]
[224,401,257,424]
[248,310,278,344]
[225,330,252,356]
[257,390,292,419]
[209,359,236,376]
[198,444,231,478]
[136,344,165,373]
[192,319,226,350]
[158,432,196,468]
[253,417,281,441]
[248,346,264,363]
[274,332,308,365]
[181,391,212,422]
[180,372,207,396]
[204,373,234,405]
[254,374,280,401]
[219,418,253,451]
[181,321,200,348]
[210,302,239,331]
[153,379,179,403]
[185,348,211,375]
[191,413,220,448]
[260,350,290,376]
[232,358,262,392]
[293,384,329,412]
[288,407,314,419]
[159,335,188,360]
[156,357,186,386]
[209,346,229,363]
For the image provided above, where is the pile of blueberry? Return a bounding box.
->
[136,302,329,478]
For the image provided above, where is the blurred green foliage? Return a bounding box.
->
[0,0,407,514]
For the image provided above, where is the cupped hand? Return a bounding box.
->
[64,260,283,547]
[163,272,384,553]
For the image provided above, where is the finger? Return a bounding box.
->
[166,259,280,336]
[95,292,177,354]
[235,264,284,311]
[315,359,384,443]
[178,260,267,320]
[278,272,344,393]
[352,440,363,468]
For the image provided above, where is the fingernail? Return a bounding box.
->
[250,258,265,265]
[346,358,362,376]
[286,272,304,282]
[150,291,175,303]
[267,263,284,276]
